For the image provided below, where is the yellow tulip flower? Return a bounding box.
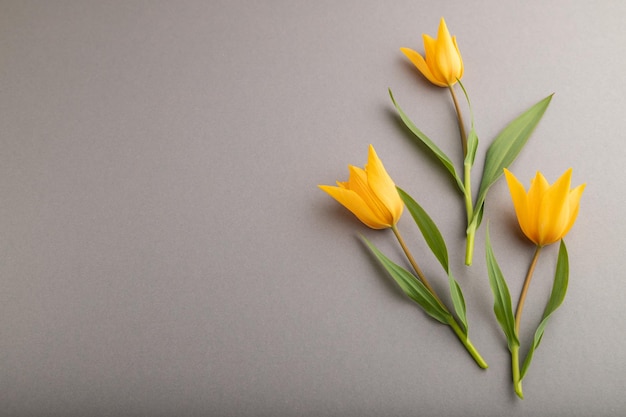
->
[400,17,464,87]
[319,145,403,229]
[504,168,586,247]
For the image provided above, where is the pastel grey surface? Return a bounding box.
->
[1,1,624,416]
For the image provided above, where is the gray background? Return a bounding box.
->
[1,1,624,416]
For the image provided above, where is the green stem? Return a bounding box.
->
[450,83,475,265]
[391,225,442,306]
[448,317,489,369]
[392,225,488,370]
[463,161,475,266]
[511,345,524,398]
[465,223,476,266]
[463,163,473,220]
[510,246,541,399]
[448,84,467,158]
[515,246,543,334]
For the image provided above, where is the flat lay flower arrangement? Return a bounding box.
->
[318,18,585,399]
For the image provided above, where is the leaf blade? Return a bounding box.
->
[397,187,449,273]
[389,89,465,193]
[475,94,553,213]
[457,80,479,168]
[362,236,452,325]
[448,272,468,334]
[520,240,569,379]
[485,226,519,350]
[465,127,479,167]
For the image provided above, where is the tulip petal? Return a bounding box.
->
[529,171,550,197]
[504,169,535,243]
[402,18,462,87]
[437,17,453,41]
[345,164,368,192]
[434,20,457,85]
[504,168,585,247]
[561,183,586,238]
[422,34,448,85]
[318,185,389,229]
[365,145,403,223]
[539,169,572,245]
[527,171,549,244]
[422,35,437,67]
[452,36,464,79]
[400,47,447,87]
[432,18,462,85]
[346,164,392,223]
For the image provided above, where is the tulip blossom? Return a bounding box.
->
[400,17,464,87]
[320,146,488,369]
[319,145,403,229]
[492,168,585,398]
[399,18,476,263]
[504,168,586,247]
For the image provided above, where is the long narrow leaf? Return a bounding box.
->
[474,94,553,214]
[389,89,465,193]
[362,237,451,325]
[397,187,449,273]
[520,240,569,379]
[469,201,485,232]
[389,189,468,332]
[457,80,479,168]
[485,226,519,350]
[465,127,479,167]
[448,273,468,334]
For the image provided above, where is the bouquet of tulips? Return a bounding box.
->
[318,18,585,399]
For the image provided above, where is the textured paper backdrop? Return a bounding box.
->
[1,1,624,416]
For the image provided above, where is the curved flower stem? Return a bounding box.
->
[448,84,467,158]
[392,225,488,369]
[515,245,543,334]
[391,225,442,305]
[449,83,475,265]
[448,317,489,369]
[465,223,476,266]
[463,161,475,265]
[511,345,524,398]
[511,245,542,399]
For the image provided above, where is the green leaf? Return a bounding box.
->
[457,79,479,168]
[448,273,468,334]
[389,88,465,193]
[520,240,569,380]
[362,236,452,325]
[397,187,449,273]
[465,127,479,167]
[395,187,468,333]
[485,226,519,350]
[469,201,485,232]
[474,94,553,215]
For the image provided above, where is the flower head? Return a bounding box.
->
[504,168,586,246]
[400,17,464,87]
[319,145,403,229]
